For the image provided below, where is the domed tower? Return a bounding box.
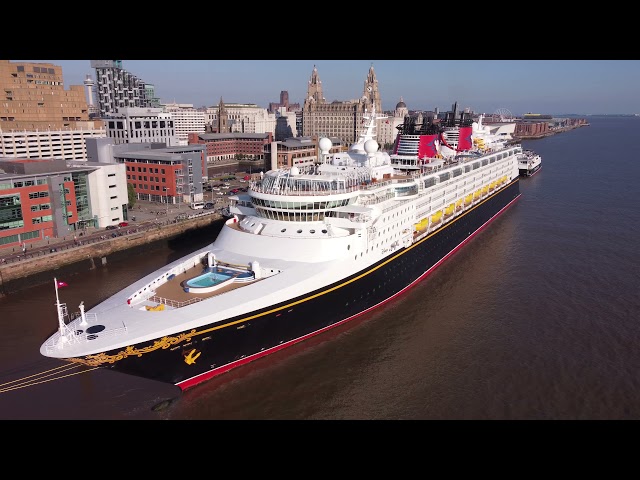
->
[395,97,408,118]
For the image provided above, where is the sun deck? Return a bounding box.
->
[144,261,261,310]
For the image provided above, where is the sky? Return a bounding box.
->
[13,60,640,116]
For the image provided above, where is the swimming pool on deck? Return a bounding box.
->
[183,267,254,293]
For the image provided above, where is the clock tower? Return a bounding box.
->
[362,63,382,113]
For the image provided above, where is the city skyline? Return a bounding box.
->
[12,60,640,116]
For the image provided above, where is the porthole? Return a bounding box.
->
[322,229,327,233]
[281,228,286,232]
[297,229,302,233]
[310,229,315,234]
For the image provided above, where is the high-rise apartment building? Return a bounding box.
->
[0,60,93,131]
[90,60,152,118]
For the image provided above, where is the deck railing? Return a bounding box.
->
[148,295,203,308]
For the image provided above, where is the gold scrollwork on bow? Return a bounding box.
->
[66,330,197,367]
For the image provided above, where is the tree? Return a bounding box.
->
[127,183,136,209]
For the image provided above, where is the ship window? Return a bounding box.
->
[297,229,302,233]
[322,230,327,234]
[310,230,315,234]
[281,229,286,232]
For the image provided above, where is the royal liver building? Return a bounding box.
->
[301,64,383,145]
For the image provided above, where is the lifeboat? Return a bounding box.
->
[430,210,443,223]
[444,203,455,216]
[464,194,473,206]
[415,218,429,231]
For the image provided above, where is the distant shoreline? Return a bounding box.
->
[513,123,588,141]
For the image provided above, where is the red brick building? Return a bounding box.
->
[0,158,88,248]
[188,132,272,167]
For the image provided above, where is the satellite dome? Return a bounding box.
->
[318,137,332,153]
[364,139,378,154]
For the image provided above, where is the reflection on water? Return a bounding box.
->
[2,117,640,419]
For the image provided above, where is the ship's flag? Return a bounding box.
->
[57,280,68,288]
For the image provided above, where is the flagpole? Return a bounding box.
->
[54,277,65,335]
[54,276,60,305]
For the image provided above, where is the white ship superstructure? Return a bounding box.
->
[41,104,522,390]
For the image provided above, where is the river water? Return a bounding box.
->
[1,116,639,420]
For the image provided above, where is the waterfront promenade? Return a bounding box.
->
[0,196,227,266]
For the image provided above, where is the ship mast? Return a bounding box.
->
[53,277,78,348]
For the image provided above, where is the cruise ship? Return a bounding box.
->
[41,105,522,391]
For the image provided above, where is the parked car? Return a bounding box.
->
[105,225,117,230]
[204,202,215,209]
[118,221,129,227]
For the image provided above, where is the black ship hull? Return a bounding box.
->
[80,179,520,391]
[519,164,541,177]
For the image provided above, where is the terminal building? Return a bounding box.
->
[0,157,128,248]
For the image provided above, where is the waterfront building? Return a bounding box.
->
[514,121,550,137]
[86,137,206,205]
[301,64,382,146]
[0,157,127,248]
[299,65,412,149]
[117,145,206,205]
